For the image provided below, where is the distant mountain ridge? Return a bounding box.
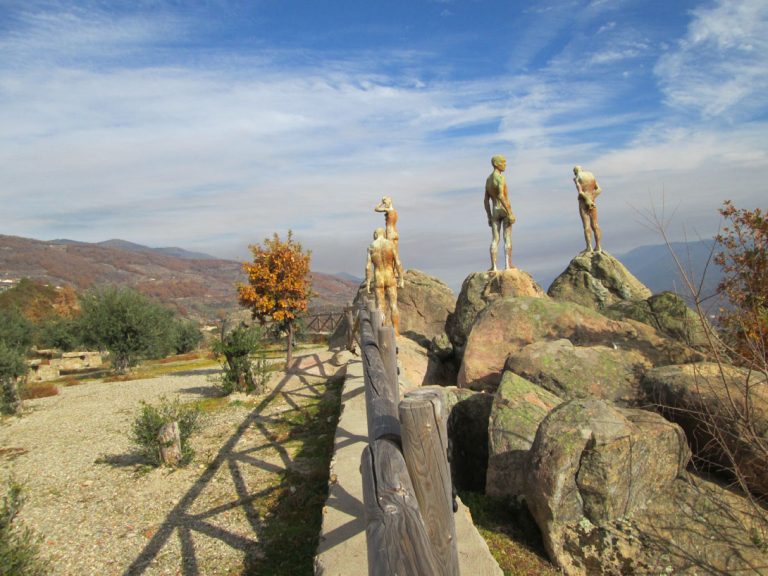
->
[617,240,723,301]
[51,238,218,260]
[0,235,358,321]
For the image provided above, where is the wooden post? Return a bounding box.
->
[378,326,398,392]
[360,310,400,443]
[345,306,355,352]
[399,390,459,576]
[367,298,382,344]
[361,439,441,576]
[158,421,182,466]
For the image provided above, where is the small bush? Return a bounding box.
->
[0,479,48,576]
[211,324,268,395]
[130,396,201,467]
[0,343,27,416]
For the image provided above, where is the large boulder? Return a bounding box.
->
[398,269,456,346]
[447,269,545,357]
[642,362,768,497]
[458,296,702,391]
[606,291,711,349]
[548,252,651,311]
[525,398,690,575]
[505,339,651,405]
[328,268,455,349]
[486,371,562,498]
[396,336,457,390]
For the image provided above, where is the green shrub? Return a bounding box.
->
[78,286,176,373]
[130,396,201,467]
[211,324,268,394]
[171,320,203,355]
[0,479,48,576]
[0,343,27,416]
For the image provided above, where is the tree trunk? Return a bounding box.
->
[286,321,294,369]
[157,421,182,466]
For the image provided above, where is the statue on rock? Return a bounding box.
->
[365,227,405,335]
[573,165,602,253]
[484,155,516,272]
[374,196,399,253]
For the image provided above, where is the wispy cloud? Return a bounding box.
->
[0,1,766,292]
[655,0,768,119]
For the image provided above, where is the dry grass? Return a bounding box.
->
[20,383,59,400]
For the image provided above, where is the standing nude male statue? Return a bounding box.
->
[374,196,399,252]
[484,155,516,271]
[573,165,602,253]
[365,227,405,335]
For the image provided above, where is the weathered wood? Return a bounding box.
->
[399,391,459,576]
[378,326,398,393]
[360,312,401,442]
[367,298,383,343]
[345,306,355,352]
[157,421,182,467]
[361,439,441,576]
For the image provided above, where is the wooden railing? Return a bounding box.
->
[302,310,346,334]
[356,300,459,576]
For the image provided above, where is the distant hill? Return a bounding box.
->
[52,238,217,260]
[0,235,358,322]
[617,240,723,302]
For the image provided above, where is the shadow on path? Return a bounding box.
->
[124,352,344,575]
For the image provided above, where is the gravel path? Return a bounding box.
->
[0,349,347,575]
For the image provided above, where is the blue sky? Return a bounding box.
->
[1,0,766,291]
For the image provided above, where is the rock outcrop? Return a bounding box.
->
[458,296,701,391]
[548,252,651,310]
[642,362,768,497]
[447,391,494,492]
[485,371,562,498]
[606,291,710,349]
[398,269,456,346]
[526,398,690,575]
[505,339,651,405]
[447,269,545,358]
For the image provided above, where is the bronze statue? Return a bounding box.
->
[573,165,602,253]
[374,196,399,251]
[365,227,404,335]
[484,155,515,271]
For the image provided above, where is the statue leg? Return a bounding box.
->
[386,285,400,335]
[580,209,593,253]
[375,284,387,324]
[591,210,602,252]
[503,219,513,269]
[489,219,500,272]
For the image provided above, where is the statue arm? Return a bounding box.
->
[395,252,405,289]
[484,190,492,224]
[365,248,373,293]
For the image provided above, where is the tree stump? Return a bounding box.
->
[157,421,182,466]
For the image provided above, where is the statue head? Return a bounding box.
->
[380,196,392,208]
[573,165,582,175]
[374,227,385,240]
[492,155,507,170]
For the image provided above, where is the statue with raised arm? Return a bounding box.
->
[573,165,603,253]
[374,196,399,252]
[484,155,516,271]
[365,227,405,335]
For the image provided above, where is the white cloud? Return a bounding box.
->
[655,0,768,119]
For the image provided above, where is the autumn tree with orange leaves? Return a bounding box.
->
[237,231,311,368]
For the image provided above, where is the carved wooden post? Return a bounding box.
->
[361,439,441,576]
[399,389,459,576]
[158,421,182,466]
[377,326,398,393]
[360,309,400,443]
[344,305,355,352]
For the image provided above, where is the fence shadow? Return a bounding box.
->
[124,352,343,575]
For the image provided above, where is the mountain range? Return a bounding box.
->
[0,235,359,322]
